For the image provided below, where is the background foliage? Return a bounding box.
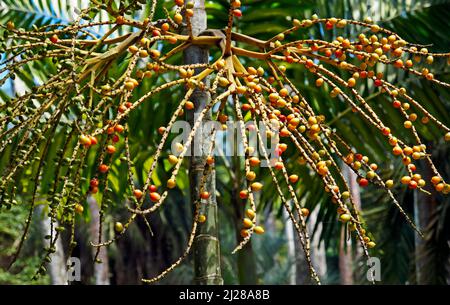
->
[0,0,449,284]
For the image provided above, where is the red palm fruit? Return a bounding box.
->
[278,143,288,152]
[200,191,210,199]
[161,23,170,32]
[408,181,418,189]
[305,59,314,68]
[116,16,125,25]
[289,174,299,183]
[280,128,290,137]
[240,229,249,238]
[89,136,98,145]
[358,178,369,187]
[392,146,402,155]
[185,101,194,110]
[382,127,391,136]
[274,162,284,170]
[150,192,160,202]
[114,124,124,133]
[106,145,116,154]
[242,104,252,111]
[218,114,228,123]
[50,34,58,43]
[318,166,328,176]
[393,100,401,108]
[232,9,242,17]
[394,59,403,68]
[158,126,166,135]
[133,189,143,199]
[118,104,127,113]
[90,178,99,187]
[285,55,294,63]
[436,183,445,192]
[249,157,260,167]
[239,190,248,199]
[79,135,91,146]
[431,176,441,185]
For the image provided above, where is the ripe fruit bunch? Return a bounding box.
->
[2,0,450,285]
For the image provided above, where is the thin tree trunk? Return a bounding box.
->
[339,166,360,285]
[308,206,327,278]
[339,227,353,285]
[233,206,257,284]
[293,205,327,284]
[284,208,296,284]
[184,0,222,285]
[38,205,67,285]
[87,195,110,285]
[414,160,436,284]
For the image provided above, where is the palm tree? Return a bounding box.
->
[1,0,450,285]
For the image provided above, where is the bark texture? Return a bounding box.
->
[184,0,223,285]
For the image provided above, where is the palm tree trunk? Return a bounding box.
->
[339,166,360,285]
[339,227,353,285]
[414,161,437,284]
[184,0,222,285]
[284,208,296,284]
[308,207,328,278]
[293,205,327,284]
[233,208,257,284]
